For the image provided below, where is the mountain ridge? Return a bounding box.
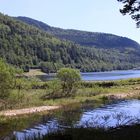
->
[16,16,140,50]
[0,13,140,72]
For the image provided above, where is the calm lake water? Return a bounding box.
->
[81,70,140,81]
[6,100,140,140]
[42,70,140,81]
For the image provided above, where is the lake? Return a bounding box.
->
[3,100,140,140]
[41,70,140,81]
[81,70,140,81]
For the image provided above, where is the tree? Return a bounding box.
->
[118,0,140,27]
[40,62,55,74]
[57,68,81,95]
[0,59,15,99]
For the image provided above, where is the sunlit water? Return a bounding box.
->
[81,70,140,81]
[12,100,140,140]
[43,70,140,81]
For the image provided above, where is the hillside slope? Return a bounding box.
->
[16,16,140,49]
[0,13,140,72]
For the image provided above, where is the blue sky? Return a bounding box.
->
[0,0,140,43]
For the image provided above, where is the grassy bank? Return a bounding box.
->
[1,77,140,138]
[1,77,140,112]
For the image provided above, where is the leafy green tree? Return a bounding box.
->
[57,68,81,96]
[0,59,15,99]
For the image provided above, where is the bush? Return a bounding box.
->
[43,80,62,99]
[0,59,15,99]
[57,68,81,96]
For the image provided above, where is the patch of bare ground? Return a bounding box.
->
[0,106,60,117]
[106,92,137,100]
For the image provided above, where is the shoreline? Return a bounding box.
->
[0,77,140,118]
[0,93,134,117]
[0,106,60,117]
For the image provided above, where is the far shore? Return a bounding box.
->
[23,69,140,82]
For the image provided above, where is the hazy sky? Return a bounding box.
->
[0,0,140,43]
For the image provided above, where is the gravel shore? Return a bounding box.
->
[0,106,60,117]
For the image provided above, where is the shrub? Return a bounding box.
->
[0,59,15,99]
[57,68,81,96]
[44,80,62,99]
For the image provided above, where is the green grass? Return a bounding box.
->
[1,77,140,138]
[1,77,140,111]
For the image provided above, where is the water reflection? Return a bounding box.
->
[77,100,140,128]
[37,70,140,81]
[14,120,59,140]
[12,108,82,140]
[3,100,140,140]
[81,70,140,81]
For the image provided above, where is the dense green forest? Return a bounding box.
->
[0,13,140,72]
[16,16,140,49]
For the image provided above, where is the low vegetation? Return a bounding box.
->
[1,61,140,112]
[1,63,140,139]
[0,59,15,99]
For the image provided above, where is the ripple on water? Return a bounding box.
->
[13,100,140,140]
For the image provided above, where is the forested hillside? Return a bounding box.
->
[16,16,140,49]
[0,13,140,72]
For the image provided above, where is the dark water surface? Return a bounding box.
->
[3,100,140,140]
